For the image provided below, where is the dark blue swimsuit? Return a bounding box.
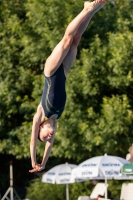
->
[41,64,66,119]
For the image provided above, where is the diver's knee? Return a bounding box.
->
[73,35,81,46]
[62,35,73,49]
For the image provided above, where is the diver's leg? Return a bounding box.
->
[63,0,106,75]
[44,0,106,77]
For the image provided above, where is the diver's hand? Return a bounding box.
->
[29,164,45,173]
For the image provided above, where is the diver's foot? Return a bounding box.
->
[84,0,106,13]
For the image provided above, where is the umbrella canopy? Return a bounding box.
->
[72,154,129,179]
[114,174,133,180]
[71,154,129,199]
[42,163,77,200]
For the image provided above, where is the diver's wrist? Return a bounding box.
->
[41,162,45,169]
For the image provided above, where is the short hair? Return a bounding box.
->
[38,120,47,142]
[38,129,43,142]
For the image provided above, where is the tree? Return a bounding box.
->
[26,178,92,200]
[1,0,133,198]
[0,0,133,162]
[52,1,133,161]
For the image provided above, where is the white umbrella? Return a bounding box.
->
[71,154,129,199]
[114,174,133,180]
[42,163,77,200]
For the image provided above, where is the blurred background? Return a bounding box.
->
[0,0,133,199]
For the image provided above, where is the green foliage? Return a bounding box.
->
[52,29,133,160]
[1,0,133,198]
[26,179,66,200]
[0,0,133,165]
[26,178,92,200]
[26,178,133,199]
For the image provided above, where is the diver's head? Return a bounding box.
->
[38,121,55,142]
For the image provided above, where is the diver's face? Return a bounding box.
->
[40,123,55,142]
